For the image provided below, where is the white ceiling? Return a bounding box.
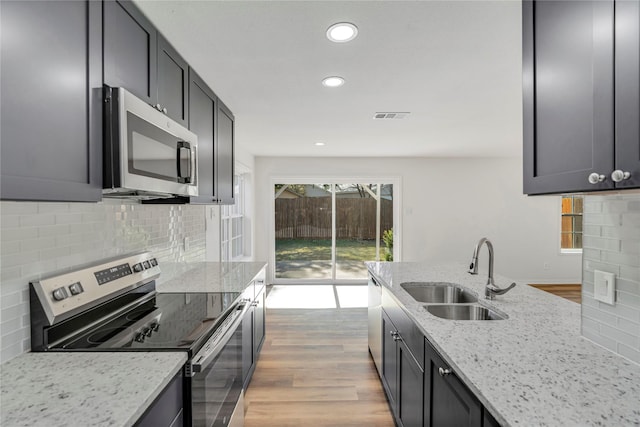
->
[134,0,523,158]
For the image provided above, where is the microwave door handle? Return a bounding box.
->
[190,145,197,186]
[176,141,192,184]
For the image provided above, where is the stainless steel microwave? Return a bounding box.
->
[103,86,198,199]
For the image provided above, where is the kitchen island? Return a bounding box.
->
[367,262,640,426]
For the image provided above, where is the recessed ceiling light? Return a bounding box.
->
[326,22,358,43]
[322,76,344,87]
[315,142,326,146]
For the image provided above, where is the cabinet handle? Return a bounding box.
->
[611,170,631,182]
[390,331,402,341]
[438,367,452,377]
[588,173,606,184]
[155,103,162,111]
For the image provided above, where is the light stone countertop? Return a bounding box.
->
[0,351,187,427]
[156,261,267,293]
[367,262,640,427]
[0,262,266,426]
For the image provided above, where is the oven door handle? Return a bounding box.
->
[190,302,249,375]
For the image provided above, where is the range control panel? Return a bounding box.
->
[31,252,160,325]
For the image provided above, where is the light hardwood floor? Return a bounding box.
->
[244,308,395,427]
[528,284,582,303]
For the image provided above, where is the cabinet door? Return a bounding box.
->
[425,339,482,427]
[253,286,266,356]
[242,306,254,387]
[215,101,235,205]
[615,0,640,188]
[158,34,189,127]
[523,0,615,194]
[483,409,501,427]
[1,0,102,202]
[104,0,157,104]
[381,311,398,408]
[398,340,424,427]
[136,372,183,427]
[188,69,217,204]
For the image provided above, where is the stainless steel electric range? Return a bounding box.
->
[29,252,248,427]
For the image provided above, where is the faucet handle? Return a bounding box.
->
[486,282,516,299]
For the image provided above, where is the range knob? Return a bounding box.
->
[149,258,158,267]
[149,322,160,332]
[134,332,146,343]
[52,287,69,301]
[133,263,143,273]
[68,282,84,296]
[142,261,151,270]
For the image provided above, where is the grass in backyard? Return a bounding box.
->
[276,239,381,261]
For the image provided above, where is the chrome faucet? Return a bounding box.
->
[468,237,516,300]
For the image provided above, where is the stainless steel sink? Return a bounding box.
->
[400,282,478,304]
[425,304,506,320]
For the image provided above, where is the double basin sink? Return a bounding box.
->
[401,282,506,321]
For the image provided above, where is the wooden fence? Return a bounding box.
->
[275,197,393,239]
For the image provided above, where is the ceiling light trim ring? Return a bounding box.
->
[326,22,358,43]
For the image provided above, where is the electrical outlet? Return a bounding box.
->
[594,270,616,305]
[543,262,550,270]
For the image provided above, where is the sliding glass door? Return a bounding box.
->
[274,182,394,281]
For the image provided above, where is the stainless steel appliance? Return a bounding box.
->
[103,86,198,199]
[29,252,245,427]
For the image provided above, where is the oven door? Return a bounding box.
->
[187,302,248,427]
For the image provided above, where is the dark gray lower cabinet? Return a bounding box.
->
[253,284,266,356]
[381,310,424,427]
[424,339,482,427]
[1,0,102,202]
[135,372,183,427]
[242,282,266,389]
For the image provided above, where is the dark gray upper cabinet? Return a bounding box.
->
[523,0,640,194]
[0,0,102,202]
[216,100,236,205]
[184,69,235,205]
[523,0,615,194]
[424,339,482,427]
[157,34,189,127]
[187,69,217,204]
[103,0,157,104]
[615,0,640,189]
[104,0,188,127]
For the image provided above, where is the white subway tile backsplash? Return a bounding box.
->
[583,236,621,252]
[0,200,206,364]
[617,343,640,364]
[582,304,618,327]
[582,194,640,364]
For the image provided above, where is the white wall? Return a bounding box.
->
[254,156,582,284]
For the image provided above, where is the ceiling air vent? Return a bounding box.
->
[373,112,410,120]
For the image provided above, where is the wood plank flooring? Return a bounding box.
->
[244,308,395,427]
[528,284,581,303]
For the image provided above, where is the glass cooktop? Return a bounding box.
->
[56,292,241,352]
